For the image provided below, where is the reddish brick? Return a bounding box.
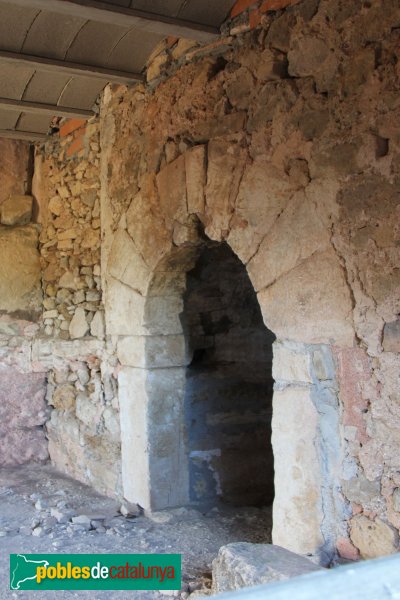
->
[249,8,262,28]
[336,537,359,561]
[59,118,87,138]
[231,0,258,18]
[166,36,179,48]
[260,0,300,12]
[66,136,84,158]
[334,347,371,445]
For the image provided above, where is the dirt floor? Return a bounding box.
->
[0,465,272,600]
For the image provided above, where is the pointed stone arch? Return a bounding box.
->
[104,139,355,561]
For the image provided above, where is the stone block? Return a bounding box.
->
[224,67,255,109]
[118,367,151,509]
[0,225,41,315]
[0,427,48,467]
[105,277,146,336]
[156,155,187,223]
[309,142,359,179]
[185,145,206,215]
[272,342,312,384]
[288,37,329,77]
[272,387,324,555]
[342,473,381,506]
[257,249,355,346]
[90,311,105,339]
[107,228,151,295]
[76,394,99,428]
[212,543,322,593]
[228,159,294,263]
[0,139,29,206]
[205,139,247,241]
[144,295,184,335]
[51,384,76,411]
[1,195,33,226]
[350,515,398,559]
[312,346,336,381]
[0,369,48,466]
[247,193,330,292]
[383,320,400,352]
[117,335,188,368]
[393,488,400,513]
[58,271,80,290]
[69,307,89,339]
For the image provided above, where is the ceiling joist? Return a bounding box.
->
[0,97,93,119]
[8,0,219,42]
[0,50,143,84]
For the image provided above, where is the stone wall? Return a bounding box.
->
[0,139,46,467]
[0,139,30,206]
[99,0,400,563]
[28,120,122,498]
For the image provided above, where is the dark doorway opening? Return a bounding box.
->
[183,242,275,509]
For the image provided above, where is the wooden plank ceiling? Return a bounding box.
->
[0,0,236,141]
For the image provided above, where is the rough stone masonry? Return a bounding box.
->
[0,0,399,568]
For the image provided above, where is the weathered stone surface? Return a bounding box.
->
[205,139,247,240]
[185,145,206,215]
[107,228,151,295]
[90,311,105,339]
[76,394,99,429]
[212,543,322,593]
[117,335,188,369]
[105,278,146,336]
[288,37,330,78]
[0,139,30,206]
[1,195,33,226]
[69,307,89,339]
[247,193,330,291]
[350,516,399,559]
[393,489,400,513]
[342,473,381,507]
[224,67,255,109]
[156,155,187,223]
[228,159,295,262]
[382,320,400,352]
[272,342,312,384]
[0,225,41,315]
[0,369,48,466]
[272,387,324,555]
[258,249,355,345]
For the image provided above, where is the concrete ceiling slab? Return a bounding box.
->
[0,0,232,140]
[58,77,108,110]
[16,112,52,133]
[65,20,131,66]
[0,109,20,130]
[0,63,34,100]
[179,0,236,27]
[22,11,87,60]
[107,28,165,72]
[107,0,132,6]
[129,0,185,18]
[22,71,71,105]
[0,3,39,52]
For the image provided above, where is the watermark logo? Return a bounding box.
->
[10,554,181,590]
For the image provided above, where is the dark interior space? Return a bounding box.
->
[183,242,276,509]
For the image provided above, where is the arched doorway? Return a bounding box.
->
[183,242,275,508]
